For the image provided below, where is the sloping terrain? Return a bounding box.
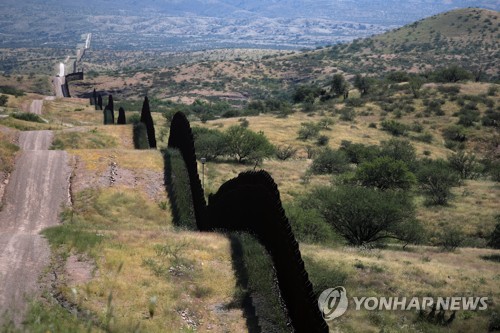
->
[0,131,70,325]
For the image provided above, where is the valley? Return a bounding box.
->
[0,6,499,333]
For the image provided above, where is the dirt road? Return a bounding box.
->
[0,131,70,325]
[29,100,43,115]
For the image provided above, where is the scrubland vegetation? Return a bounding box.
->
[0,7,499,333]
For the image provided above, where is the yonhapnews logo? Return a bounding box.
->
[318,286,489,321]
[317,287,348,320]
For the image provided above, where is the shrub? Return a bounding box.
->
[380,120,409,136]
[286,204,335,244]
[442,125,467,142]
[339,107,356,121]
[0,94,8,106]
[447,151,482,179]
[339,141,380,164]
[416,159,461,205]
[297,122,321,140]
[316,135,329,146]
[379,139,417,170]
[309,185,415,246]
[488,161,500,182]
[191,127,227,161]
[436,226,465,251]
[310,148,350,175]
[344,98,364,107]
[275,145,298,161]
[330,73,348,97]
[355,157,416,191]
[225,125,274,164]
[293,84,322,103]
[353,74,373,96]
[432,65,472,83]
[128,113,141,124]
[11,112,44,123]
[482,109,500,127]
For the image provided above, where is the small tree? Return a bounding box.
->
[275,145,298,160]
[340,141,380,164]
[447,151,482,179]
[353,74,372,96]
[225,125,274,164]
[355,157,416,191]
[297,122,321,141]
[117,107,126,124]
[417,159,460,205]
[380,139,417,170]
[330,73,348,97]
[310,148,350,175]
[140,96,156,148]
[311,185,415,246]
[0,94,8,107]
[192,127,227,161]
[409,76,424,98]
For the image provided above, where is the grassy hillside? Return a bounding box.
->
[0,7,499,333]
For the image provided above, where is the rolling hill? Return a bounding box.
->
[0,6,499,333]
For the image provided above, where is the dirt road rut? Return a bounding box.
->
[0,131,70,325]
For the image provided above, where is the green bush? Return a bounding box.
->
[416,159,461,205]
[192,127,227,161]
[380,120,410,136]
[225,125,274,164]
[0,94,8,106]
[0,85,25,97]
[442,125,467,142]
[11,112,45,123]
[286,204,335,244]
[447,151,482,179]
[436,226,465,251]
[355,157,416,191]
[316,135,329,146]
[275,145,297,160]
[379,139,417,170]
[310,148,350,175]
[344,98,364,107]
[128,113,141,124]
[293,84,322,103]
[309,185,415,246]
[431,65,472,83]
[297,122,321,141]
[339,141,380,164]
[339,107,356,121]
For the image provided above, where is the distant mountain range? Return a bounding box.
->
[0,0,498,51]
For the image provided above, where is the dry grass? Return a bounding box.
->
[302,244,500,333]
[70,149,163,173]
[56,188,247,332]
[417,180,500,240]
[0,129,19,173]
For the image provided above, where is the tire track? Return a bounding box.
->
[0,131,70,326]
